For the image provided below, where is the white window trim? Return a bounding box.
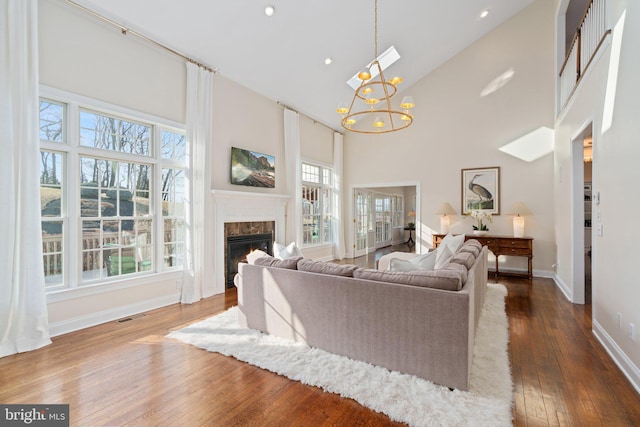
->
[301,160,334,247]
[40,85,185,302]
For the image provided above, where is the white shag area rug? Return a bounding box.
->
[168,283,513,427]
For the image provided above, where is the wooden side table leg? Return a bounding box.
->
[495,255,499,277]
[528,257,533,279]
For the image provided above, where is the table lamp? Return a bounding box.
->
[506,202,532,237]
[406,209,416,228]
[434,202,456,234]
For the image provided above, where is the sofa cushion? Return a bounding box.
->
[298,259,359,277]
[464,239,483,250]
[458,244,481,257]
[353,268,462,291]
[449,251,476,269]
[441,262,468,284]
[253,255,301,269]
[274,241,304,259]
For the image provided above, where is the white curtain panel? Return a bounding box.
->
[332,132,346,260]
[0,0,52,357]
[181,62,215,303]
[283,108,302,246]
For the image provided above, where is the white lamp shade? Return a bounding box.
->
[506,201,532,216]
[435,202,456,216]
[513,215,525,237]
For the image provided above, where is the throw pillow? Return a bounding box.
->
[273,241,304,259]
[439,233,465,255]
[247,249,268,265]
[410,250,437,268]
[434,244,453,269]
[390,250,437,272]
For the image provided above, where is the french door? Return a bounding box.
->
[353,190,369,257]
[374,195,392,248]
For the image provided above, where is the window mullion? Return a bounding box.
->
[67,101,81,289]
[153,125,163,274]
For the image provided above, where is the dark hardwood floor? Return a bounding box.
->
[1,244,639,426]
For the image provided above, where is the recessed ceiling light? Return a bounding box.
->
[324,58,332,65]
[480,9,490,18]
[265,5,275,16]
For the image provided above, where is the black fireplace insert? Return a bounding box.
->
[226,233,273,288]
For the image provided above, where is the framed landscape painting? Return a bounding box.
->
[461,166,500,215]
[230,147,275,188]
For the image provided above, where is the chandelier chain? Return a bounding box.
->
[374,0,378,58]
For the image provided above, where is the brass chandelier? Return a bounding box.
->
[337,0,415,134]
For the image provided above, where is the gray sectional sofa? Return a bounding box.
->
[236,239,488,390]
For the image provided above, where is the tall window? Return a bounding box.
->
[39,94,186,290]
[40,100,65,286]
[161,130,186,268]
[301,163,333,246]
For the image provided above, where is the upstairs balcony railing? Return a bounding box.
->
[559,0,611,110]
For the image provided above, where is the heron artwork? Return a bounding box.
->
[467,174,494,210]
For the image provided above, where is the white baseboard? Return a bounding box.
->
[592,320,640,394]
[48,293,181,337]
[552,273,573,302]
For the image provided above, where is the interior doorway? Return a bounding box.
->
[571,122,593,304]
[351,184,418,258]
[583,136,593,303]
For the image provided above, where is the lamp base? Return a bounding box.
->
[440,216,450,234]
[513,216,525,238]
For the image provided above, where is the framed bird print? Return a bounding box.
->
[461,167,500,215]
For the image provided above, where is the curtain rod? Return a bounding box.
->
[277,101,341,134]
[64,0,218,74]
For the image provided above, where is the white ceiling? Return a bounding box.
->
[72,0,535,131]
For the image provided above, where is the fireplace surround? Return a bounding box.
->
[211,190,289,293]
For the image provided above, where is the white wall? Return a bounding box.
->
[211,76,284,193]
[343,0,556,275]
[554,0,640,388]
[39,0,186,123]
[300,115,334,165]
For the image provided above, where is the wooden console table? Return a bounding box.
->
[433,233,533,279]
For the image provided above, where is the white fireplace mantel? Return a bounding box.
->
[211,189,290,292]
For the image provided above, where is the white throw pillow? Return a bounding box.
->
[246,249,268,265]
[273,241,303,259]
[410,250,437,269]
[438,233,465,259]
[434,245,453,269]
[390,250,437,272]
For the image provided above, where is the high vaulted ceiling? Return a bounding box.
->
[72,0,535,131]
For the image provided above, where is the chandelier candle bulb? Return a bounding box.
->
[358,68,372,81]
